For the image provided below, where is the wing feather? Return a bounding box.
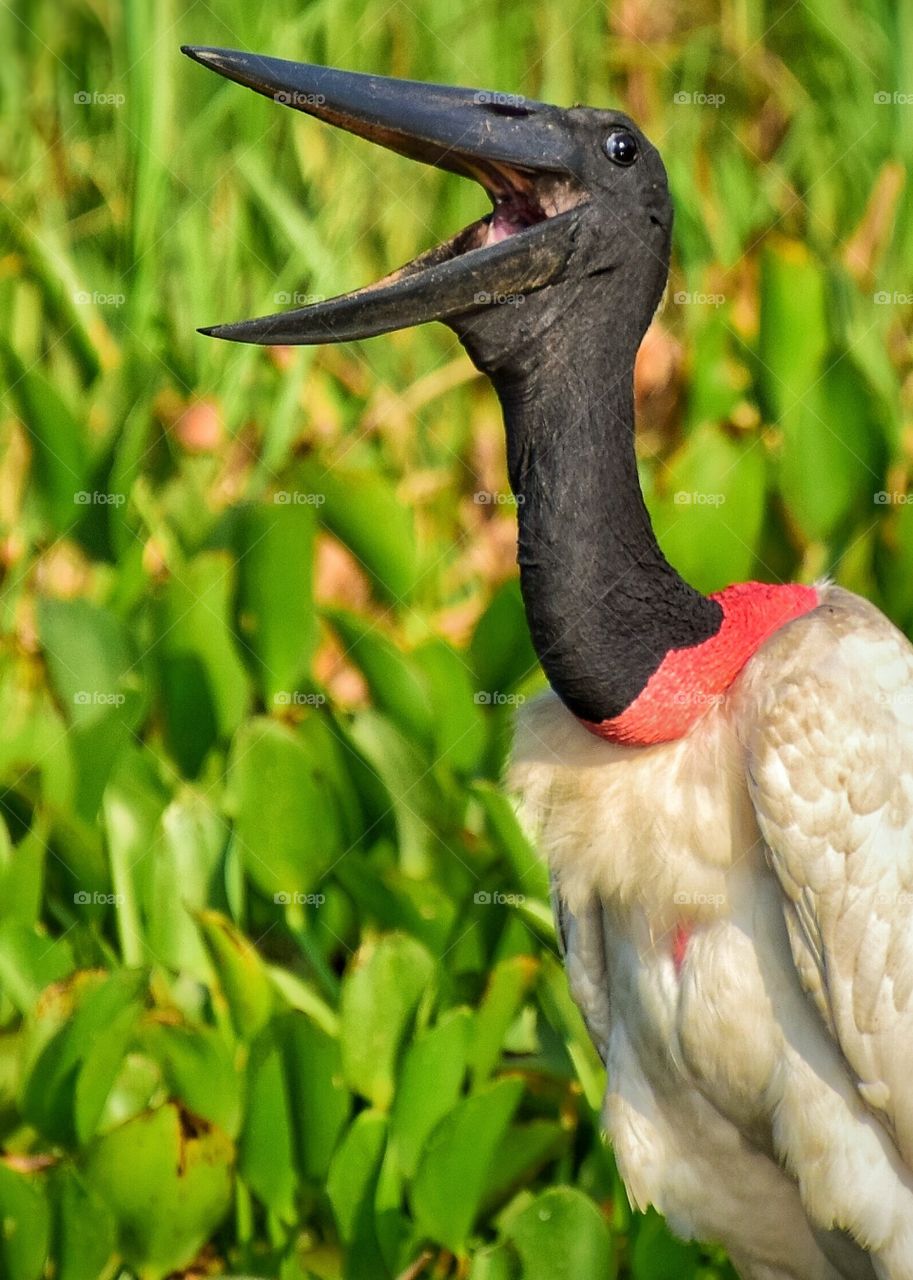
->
[737,585,913,1166]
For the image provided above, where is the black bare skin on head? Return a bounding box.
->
[450,111,722,722]
[182,50,723,723]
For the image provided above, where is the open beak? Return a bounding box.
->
[181,47,587,344]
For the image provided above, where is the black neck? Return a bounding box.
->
[462,305,722,722]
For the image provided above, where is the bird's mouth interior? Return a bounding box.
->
[182,46,589,345]
[380,161,588,284]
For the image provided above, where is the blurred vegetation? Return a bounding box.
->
[1,0,912,1277]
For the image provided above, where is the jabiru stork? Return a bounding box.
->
[183,46,912,1280]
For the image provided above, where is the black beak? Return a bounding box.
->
[181,47,586,344]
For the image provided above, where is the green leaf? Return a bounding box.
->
[49,1166,117,1280]
[296,459,422,604]
[0,1163,51,1280]
[392,1008,472,1178]
[0,922,74,1014]
[340,934,435,1110]
[631,1208,703,1280]
[470,956,538,1087]
[411,1077,524,1253]
[326,611,435,746]
[80,1103,233,1280]
[280,1012,351,1182]
[147,792,227,977]
[500,1187,614,1280]
[651,422,766,592]
[235,498,318,704]
[326,1110,390,1280]
[471,582,538,697]
[226,717,342,902]
[154,552,250,775]
[196,910,274,1040]
[239,1026,297,1219]
[22,968,145,1146]
[412,639,487,774]
[141,1022,242,1138]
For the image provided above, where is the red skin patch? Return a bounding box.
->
[671,922,690,976]
[582,581,819,747]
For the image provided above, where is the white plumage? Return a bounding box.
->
[511,585,913,1279]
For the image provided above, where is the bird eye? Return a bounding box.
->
[604,129,638,167]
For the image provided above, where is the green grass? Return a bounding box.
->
[0,0,912,1277]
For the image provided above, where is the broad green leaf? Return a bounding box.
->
[280,1012,351,1182]
[49,1166,117,1280]
[196,910,274,1040]
[153,552,250,775]
[412,639,487,774]
[239,1026,297,1219]
[326,1110,390,1280]
[471,582,538,697]
[757,240,829,420]
[481,1121,568,1210]
[235,498,318,704]
[0,1163,51,1280]
[469,1243,520,1280]
[22,968,145,1146]
[392,1008,472,1178]
[500,1187,614,1280]
[326,611,435,746]
[147,793,227,977]
[340,933,435,1110]
[651,422,765,592]
[411,1077,524,1253]
[470,956,538,1087]
[81,1103,233,1280]
[226,717,341,902]
[631,1208,704,1279]
[295,459,422,604]
[0,922,74,1014]
[141,1022,242,1138]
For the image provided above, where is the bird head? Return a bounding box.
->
[182,48,672,373]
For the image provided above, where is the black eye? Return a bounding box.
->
[604,129,638,167]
